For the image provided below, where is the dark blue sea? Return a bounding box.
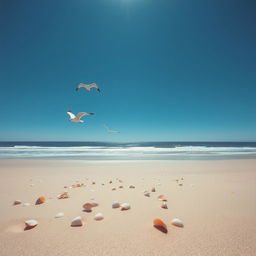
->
[0,141,256,160]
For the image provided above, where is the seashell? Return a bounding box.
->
[23,203,31,207]
[83,203,94,212]
[118,185,123,189]
[64,186,68,189]
[112,201,120,208]
[36,196,46,205]
[112,187,116,191]
[92,182,96,185]
[178,183,183,186]
[71,216,83,227]
[94,213,104,221]
[13,200,22,205]
[120,203,130,211]
[109,180,112,184]
[144,191,150,197]
[129,185,135,189]
[101,183,105,186]
[181,177,184,180]
[158,195,167,201]
[153,218,167,233]
[151,187,156,192]
[55,212,64,218]
[57,192,69,199]
[161,201,168,209]
[171,218,184,228]
[25,219,38,229]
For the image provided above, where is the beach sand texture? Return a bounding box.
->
[0,159,256,256]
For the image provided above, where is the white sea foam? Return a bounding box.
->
[0,145,256,160]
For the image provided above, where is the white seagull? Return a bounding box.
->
[67,111,95,123]
[103,124,120,134]
[76,83,101,92]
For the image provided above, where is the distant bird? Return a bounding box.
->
[76,83,101,92]
[103,124,120,134]
[67,111,95,123]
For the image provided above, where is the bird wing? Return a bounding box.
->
[76,83,86,91]
[67,111,76,119]
[89,83,98,89]
[76,112,95,119]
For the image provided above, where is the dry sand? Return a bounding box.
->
[0,159,256,256]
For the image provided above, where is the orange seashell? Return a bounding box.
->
[153,218,168,233]
[158,195,167,201]
[13,200,22,205]
[57,192,69,199]
[83,202,94,212]
[36,196,46,205]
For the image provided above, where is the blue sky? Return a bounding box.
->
[1,0,256,142]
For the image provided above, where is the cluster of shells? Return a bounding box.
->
[14,177,185,232]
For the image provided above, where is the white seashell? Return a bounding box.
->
[129,185,135,189]
[171,218,184,227]
[120,203,130,211]
[25,219,38,228]
[144,191,150,197]
[112,201,120,208]
[55,212,64,218]
[23,203,31,207]
[151,187,156,192]
[71,216,83,227]
[161,201,168,209]
[94,213,104,221]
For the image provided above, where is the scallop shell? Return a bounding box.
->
[120,203,130,211]
[171,218,184,227]
[112,201,120,208]
[57,192,69,199]
[94,213,104,221]
[158,195,167,201]
[71,216,83,227]
[25,219,38,228]
[129,185,135,189]
[13,200,22,205]
[153,218,167,233]
[36,196,46,205]
[55,212,64,218]
[161,202,168,209]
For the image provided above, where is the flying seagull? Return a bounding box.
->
[103,124,120,134]
[76,83,101,92]
[67,111,95,123]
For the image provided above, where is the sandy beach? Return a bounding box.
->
[0,159,255,256]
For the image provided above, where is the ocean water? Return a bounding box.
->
[0,141,256,160]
